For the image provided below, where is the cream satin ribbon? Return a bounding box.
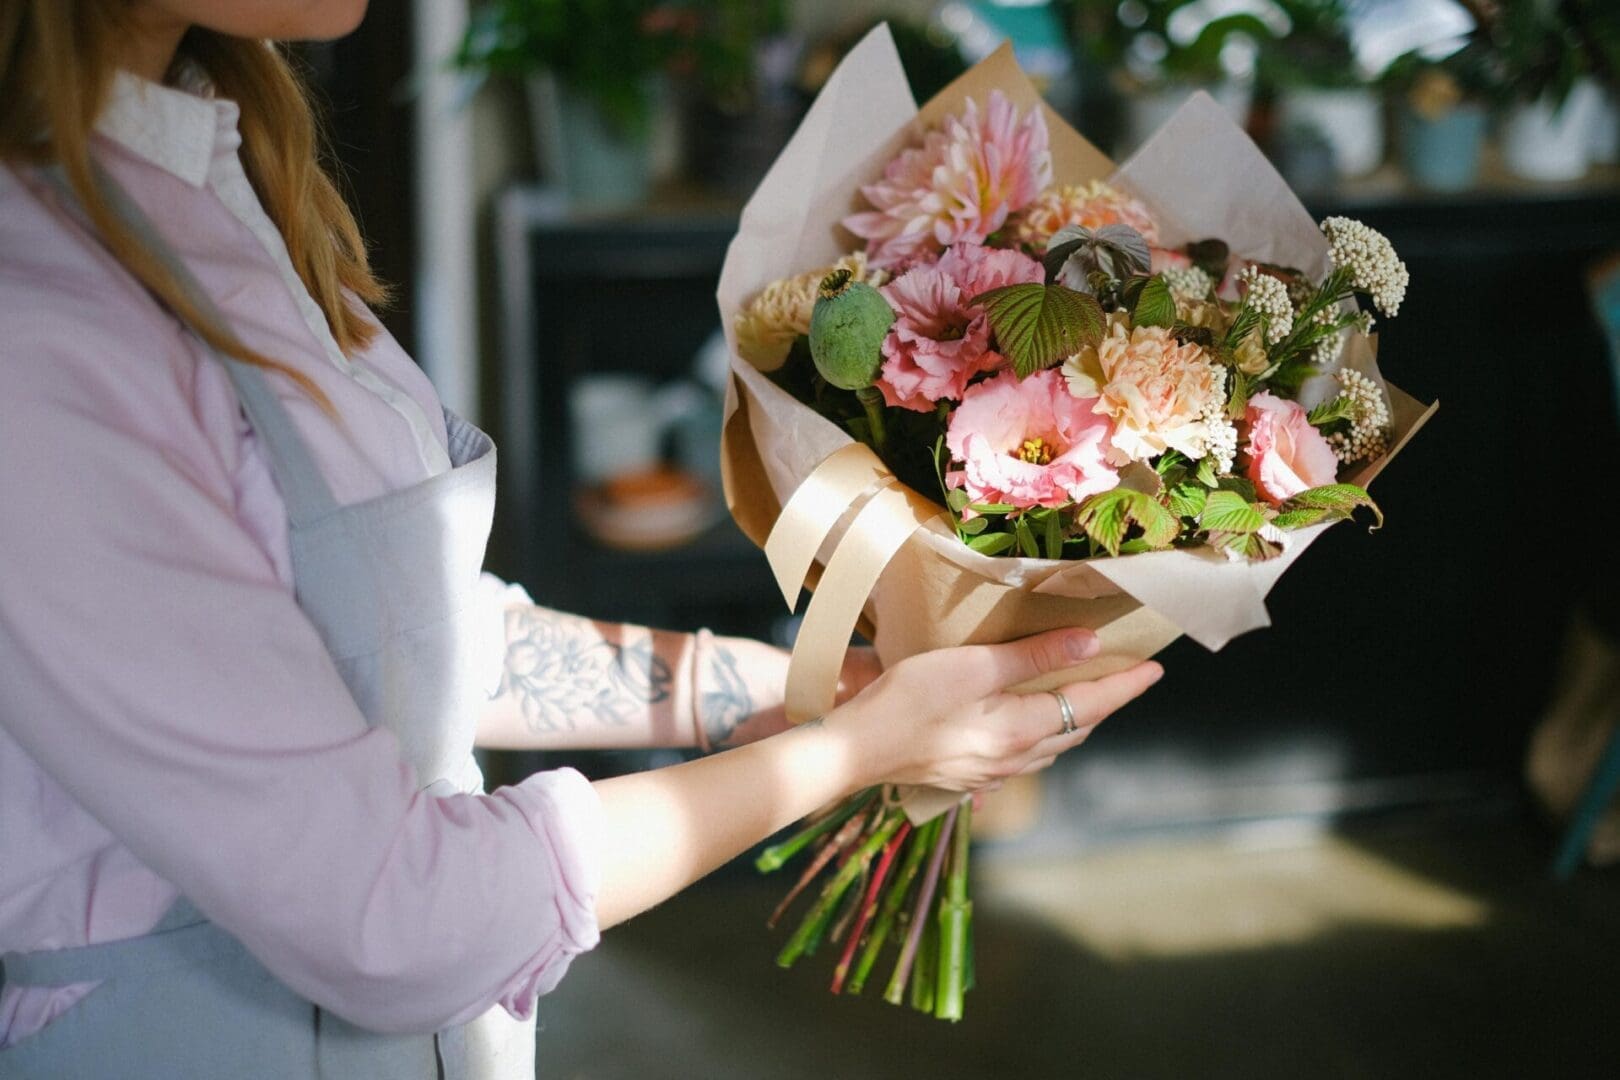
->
[763,442,945,724]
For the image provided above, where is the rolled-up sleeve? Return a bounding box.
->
[0,336,601,1033]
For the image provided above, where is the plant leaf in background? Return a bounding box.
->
[974,283,1106,378]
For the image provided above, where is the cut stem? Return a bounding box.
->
[933,798,974,1022]
[767,804,872,929]
[756,787,877,873]
[831,821,911,995]
[848,815,935,997]
[777,810,906,969]
[884,803,959,1005]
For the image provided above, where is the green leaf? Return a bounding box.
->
[1283,484,1384,529]
[946,489,970,513]
[958,516,988,536]
[1043,508,1064,559]
[1168,483,1208,519]
[968,502,1016,515]
[974,283,1106,379]
[1155,449,1189,477]
[1208,529,1282,561]
[1216,476,1258,503]
[1074,489,1181,557]
[1195,456,1219,488]
[1014,516,1040,558]
[1132,274,1177,328]
[1225,369,1252,422]
[1307,396,1355,428]
[1200,490,1266,534]
[966,532,1016,556]
[1271,507,1332,530]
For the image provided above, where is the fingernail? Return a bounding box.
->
[1065,632,1099,661]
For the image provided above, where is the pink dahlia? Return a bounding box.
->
[844,91,1053,270]
[946,369,1119,511]
[1013,180,1160,250]
[876,243,1044,411]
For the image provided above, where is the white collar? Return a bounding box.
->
[94,69,231,189]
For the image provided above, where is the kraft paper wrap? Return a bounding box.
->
[716,27,1437,822]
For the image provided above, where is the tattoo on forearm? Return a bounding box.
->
[497,608,671,733]
[701,645,753,749]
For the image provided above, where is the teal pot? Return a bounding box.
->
[1398,102,1487,192]
[527,73,653,210]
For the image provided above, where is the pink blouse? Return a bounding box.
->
[0,73,601,1044]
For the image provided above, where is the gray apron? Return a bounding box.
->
[0,166,535,1078]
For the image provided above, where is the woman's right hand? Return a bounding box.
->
[828,628,1164,793]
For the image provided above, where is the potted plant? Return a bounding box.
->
[1566,0,1620,164]
[1385,37,1497,192]
[1069,0,1278,155]
[1262,0,1386,179]
[1469,0,1598,182]
[673,0,795,198]
[456,0,685,208]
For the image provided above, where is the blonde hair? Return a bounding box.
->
[0,1,388,402]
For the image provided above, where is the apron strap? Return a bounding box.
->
[39,162,340,526]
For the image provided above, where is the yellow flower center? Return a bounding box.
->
[1018,438,1053,465]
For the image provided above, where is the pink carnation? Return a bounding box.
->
[946,369,1119,511]
[1244,392,1340,505]
[877,243,1043,411]
[845,91,1053,269]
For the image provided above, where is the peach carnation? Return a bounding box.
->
[1014,180,1160,250]
[1062,314,1230,466]
[1244,392,1340,505]
[844,91,1052,270]
[946,369,1118,510]
[876,243,1043,411]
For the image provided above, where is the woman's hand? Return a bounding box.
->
[825,628,1163,793]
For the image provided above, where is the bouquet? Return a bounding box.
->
[716,29,1435,1022]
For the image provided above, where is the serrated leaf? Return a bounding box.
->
[1132,274,1177,328]
[1074,488,1180,557]
[1045,224,1152,288]
[1271,506,1332,530]
[1200,489,1266,533]
[1216,476,1258,503]
[1226,369,1252,422]
[1284,484,1384,529]
[966,531,1016,556]
[1168,483,1208,519]
[974,283,1106,379]
[958,516,988,536]
[1195,456,1219,488]
[1094,225,1152,276]
[946,489,970,513]
[1209,529,1282,561]
[1307,395,1355,427]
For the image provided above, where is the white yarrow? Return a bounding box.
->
[1321,216,1408,317]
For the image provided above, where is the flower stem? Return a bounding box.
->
[848,815,935,996]
[933,797,974,1022]
[776,810,906,969]
[766,803,872,929]
[755,787,877,874]
[884,803,959,1006]
[857,386,889,457]
[831,820,911,994]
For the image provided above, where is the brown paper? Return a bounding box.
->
[717,26,1436,823]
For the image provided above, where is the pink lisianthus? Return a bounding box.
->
[1243,392,1341,505]
[1013,180,1160,250]
[844,91,1053,269]
[877,243,1043,411]
[946,369,1118,510]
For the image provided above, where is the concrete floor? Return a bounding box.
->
[535,813,1620,1080]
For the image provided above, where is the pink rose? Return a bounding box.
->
[946,369,1118,510]
[1244,391,1340,505]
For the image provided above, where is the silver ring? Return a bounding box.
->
[1048,690,1077,736]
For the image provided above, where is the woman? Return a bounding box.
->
[0,2,1164,1076]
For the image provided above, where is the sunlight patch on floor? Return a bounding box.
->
[979,823,1492,962]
